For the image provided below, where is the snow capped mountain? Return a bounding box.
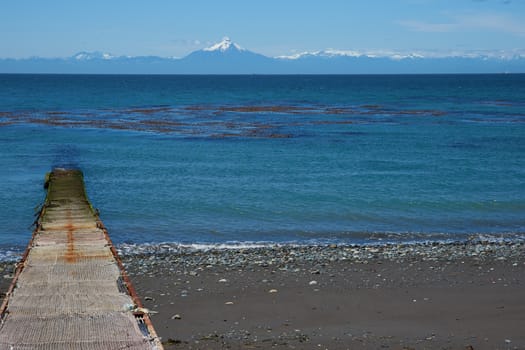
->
[1,38,524,73]
[73,51,115,61]
[203,37,244,53]
[277,49,427,60]
[180,37,272,73]
[278,48,525,61]
[185,37,261,59]
[277,50,363,60]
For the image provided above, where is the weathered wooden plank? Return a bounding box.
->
[0,169,163,349]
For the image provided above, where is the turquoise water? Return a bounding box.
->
[1,74,524,254]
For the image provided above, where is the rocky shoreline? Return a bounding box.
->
[1,240,523,349]
[117,241,524,349]
[118,239,525,272]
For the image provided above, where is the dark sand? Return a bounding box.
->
[1,242,524,349]
[124,243,524,350]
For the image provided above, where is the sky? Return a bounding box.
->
[1,0,524,59]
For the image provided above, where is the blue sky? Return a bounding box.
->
[1,0,524,58]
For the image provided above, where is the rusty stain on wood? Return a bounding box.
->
[0,169,163,349]
[64,210,79,264]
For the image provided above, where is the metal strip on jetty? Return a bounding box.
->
[0,168,163,349]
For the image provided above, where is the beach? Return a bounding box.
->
[1,241,523,349]
[123,241,522,349]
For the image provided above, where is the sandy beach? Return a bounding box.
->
[1,241,524,349]
[124,241,524,349]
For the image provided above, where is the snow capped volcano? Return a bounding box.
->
[180,37,272,72]
[203,37,244,52]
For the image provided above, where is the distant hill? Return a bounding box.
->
[1,37,524,74]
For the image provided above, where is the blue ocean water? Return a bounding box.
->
[0,74,524,255]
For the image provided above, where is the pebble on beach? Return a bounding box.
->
[106,239,525,350]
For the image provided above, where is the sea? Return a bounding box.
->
[0,74,524,259]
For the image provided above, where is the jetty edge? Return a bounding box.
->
[0,168,163,349]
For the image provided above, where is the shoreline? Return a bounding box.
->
[122,241,524,349]
[1,233,524,262]
[116,237,525,259]
[1,241,524,349]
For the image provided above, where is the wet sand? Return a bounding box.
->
[123,242,524,349]
[1,242,524,349]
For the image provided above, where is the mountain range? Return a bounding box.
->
[1,37,524,74]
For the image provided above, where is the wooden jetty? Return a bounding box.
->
[0,169,163,349]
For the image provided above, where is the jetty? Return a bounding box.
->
[0,169,163,349]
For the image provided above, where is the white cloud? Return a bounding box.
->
[397,20,457,33]
[171,38,204,47]
[458,13,525,36]
[399,12,525,37]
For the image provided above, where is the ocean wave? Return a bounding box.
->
[1,232,523,262]
[114,232,525,257]
[0,248,24,262]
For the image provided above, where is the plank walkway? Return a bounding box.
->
[0,169,163,349]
